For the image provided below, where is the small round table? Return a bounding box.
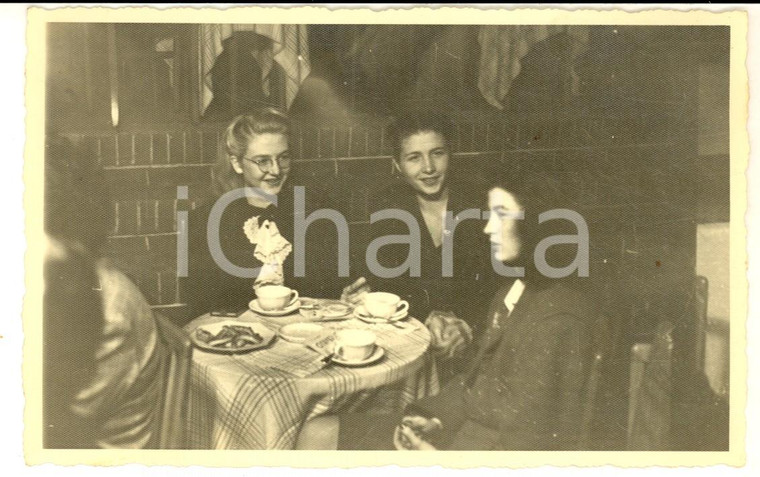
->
[184,300,438,449]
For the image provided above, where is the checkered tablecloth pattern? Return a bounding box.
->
[184,302,438,449]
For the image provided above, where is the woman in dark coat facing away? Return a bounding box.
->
[337,175,596,451]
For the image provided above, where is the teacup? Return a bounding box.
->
[334,329,376,362]
[364,292,409,319]
[256,285,299,311]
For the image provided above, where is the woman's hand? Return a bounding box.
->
[341,277,371,305]
[393,416,442,450]
[425,311,473,358]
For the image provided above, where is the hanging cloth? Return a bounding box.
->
[477,25,589,109]
[199,24,311,114]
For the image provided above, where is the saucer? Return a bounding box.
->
[321,302,354,319]
[249,299,301,317]
[354,305,408,323]
[332,346,385,367]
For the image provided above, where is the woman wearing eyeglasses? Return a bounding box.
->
[181,109,362,319]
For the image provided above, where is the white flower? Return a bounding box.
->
[253,220,292,265]
[243,216,293,288]
[243,216,261,244]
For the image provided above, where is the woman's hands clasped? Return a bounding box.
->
[425,311,473,358]
[393,415,442,450]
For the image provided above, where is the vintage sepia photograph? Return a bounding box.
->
[22,5,748,469]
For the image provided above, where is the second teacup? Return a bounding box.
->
[334,329,376,362]
[364,292,409,319]
[256,285,299,311]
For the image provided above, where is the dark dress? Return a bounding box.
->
[361,180,498,337]
[180,183,346,320]
[339,281,596,450]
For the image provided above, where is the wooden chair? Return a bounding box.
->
[578,312,620,450]
[153,312,193,449]
[627,320,675,450]
[694,275,709,371]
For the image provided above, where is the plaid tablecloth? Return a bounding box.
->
[184,303,438,449]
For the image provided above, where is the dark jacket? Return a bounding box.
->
[406,281,595,450]
[361,180,497,336]
[180,183,346,319]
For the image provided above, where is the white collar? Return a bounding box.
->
[503,279,526,316]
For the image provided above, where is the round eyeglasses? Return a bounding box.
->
[241,155,292,173]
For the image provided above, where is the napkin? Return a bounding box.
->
[303,330,337,357]
[256,339,333,378]
[264,332,336,378]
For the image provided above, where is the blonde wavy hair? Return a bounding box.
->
[212,108,291,197]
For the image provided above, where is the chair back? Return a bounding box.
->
[578,312,618,449]
[627,320,675,450]
[153,312,193,449]
[694,275,709,371]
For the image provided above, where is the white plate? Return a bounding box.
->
[354,305,408,323]
[279,322,324,343]
[332,346,385,366]
[249,299,301,317]
[299,300,354,321]
[190,320,275,354]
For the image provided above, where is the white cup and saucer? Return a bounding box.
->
[249,285,300,316]
[331,329,384,366]
[355,292,409,323]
